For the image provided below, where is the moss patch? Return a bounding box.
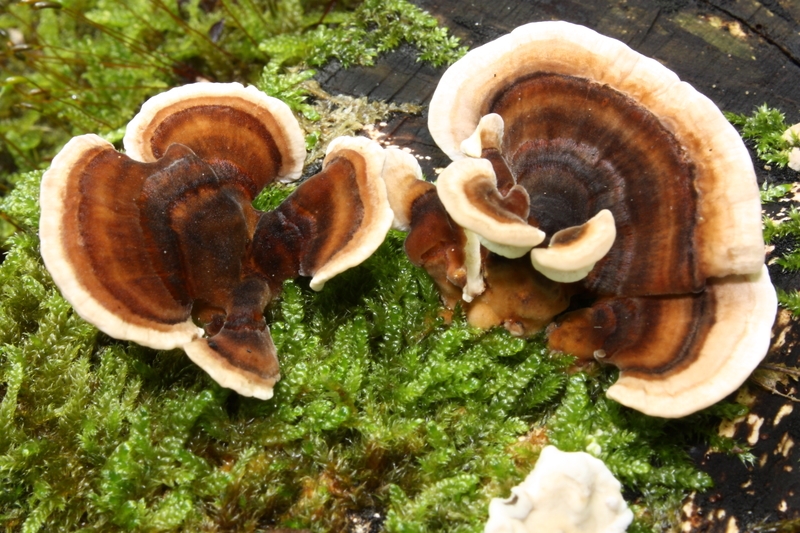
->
[0,0,464,175]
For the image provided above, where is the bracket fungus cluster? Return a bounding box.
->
[388,21,777,417]
[40,82,393,400]
[38,23,777,418]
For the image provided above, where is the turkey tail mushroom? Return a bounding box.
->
[380,148,480,305]
[40,83,393,401]
[547,266,777,418]
[249,136,394,292]
[424,21,775,416]
[428,21,764,296]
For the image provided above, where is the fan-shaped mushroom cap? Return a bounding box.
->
[41,82,397,401]
[307,136,393,290]
[548,265,777,418]
[249,136,393,292]
[183,278,279,401]
[124,82,305,187]
[429,21,764,294]
[437,158,544,259]
[40,131,285,400]
[379,148,486,302]
[530,210,617,283]
[184,333,278,400]
[40,134,204,350]
[485,446,632,533]
[460,113,504,158]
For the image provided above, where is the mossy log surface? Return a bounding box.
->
[317,1,800,531]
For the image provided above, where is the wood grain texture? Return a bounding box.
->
[317,1,800,531]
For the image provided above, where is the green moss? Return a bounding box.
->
[762,205,800,279]
[303,0,466,68]
[760,182,792,203]
[728,106,800,317]
[777,289,800,316]
[0,168,732,531]
[548,373,754,531]
[0,0,463,174]
[725,104,792,167]
[763,208,800,245]
[269,79,422,165]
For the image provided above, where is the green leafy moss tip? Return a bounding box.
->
[0,169,732,531]
[725,104,792,167]
[0,0,464,174]
[728,105,800,317]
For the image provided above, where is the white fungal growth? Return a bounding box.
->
[485,446,633,533]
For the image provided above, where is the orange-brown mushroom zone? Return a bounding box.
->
[462,176,530,224]
[402,187,469,307]
[147,104,284,192]
[399,71,711,339]
[550,225,588,247]
[39,82,402,399]
[412,21,773,416]
[467,256,570,335]
[249,151,367,288]
[59,138,275,339]
[547,293,716,379]
[63,143,196,329]
[485,72,703,297]
[191,276,278,379]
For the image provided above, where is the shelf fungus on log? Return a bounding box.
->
[381,148,479,307]
[392,21,777,416]
[40,82,393,400]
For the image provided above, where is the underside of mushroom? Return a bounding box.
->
[386,21,777,417]
[40,82,393,400]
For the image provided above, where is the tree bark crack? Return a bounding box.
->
[701,0,800,70]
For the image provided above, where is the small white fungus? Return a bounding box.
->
[485,446,633,533]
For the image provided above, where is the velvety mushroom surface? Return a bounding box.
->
[124,82,305,186]
[388,21,777,417]
[429,22,763,283]
[40,82,393,400]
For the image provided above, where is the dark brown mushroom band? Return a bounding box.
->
[485,73,701,297]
